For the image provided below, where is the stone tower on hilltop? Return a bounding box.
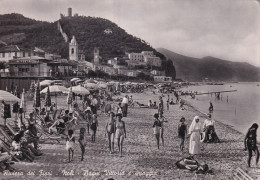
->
[93,47,99,64]
[69,36,78,61]
[68,8,72,17]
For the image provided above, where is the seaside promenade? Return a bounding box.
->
[2,90,258,180]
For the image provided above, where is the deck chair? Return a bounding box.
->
[233,167,253,180]
[35,123,61,143]
[0,138,20,162]
[0,127,13,144]
[6,123,18,136]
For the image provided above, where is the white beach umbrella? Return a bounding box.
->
[70,78,80,82]
[68,85,90,95]
[0,90,20,104]
[40,85,69,94]
[84,83,100,90]
[40,80,54,86]
[98,83,107,89]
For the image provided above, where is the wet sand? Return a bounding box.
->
[2,90,259,180]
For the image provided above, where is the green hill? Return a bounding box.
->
[0,13,176,79]
[157,48,260,82]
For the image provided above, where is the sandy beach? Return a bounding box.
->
[2,89,259,180]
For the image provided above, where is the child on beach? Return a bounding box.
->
[78,128,87,161]
[90,114,98,142]
[66,130,75,163]
[178,117,187,151]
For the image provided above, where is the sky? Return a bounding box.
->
[0,0,259,66]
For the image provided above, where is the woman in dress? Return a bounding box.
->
[90,114,98,142]
[105,112,116,153]
[115,113,126,156]
[244,123,259,167]
[188,116,203,156]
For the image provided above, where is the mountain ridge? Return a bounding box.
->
[157,48,260,82]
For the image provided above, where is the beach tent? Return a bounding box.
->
[0,90,20,104]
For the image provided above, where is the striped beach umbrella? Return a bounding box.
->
[45,87,51,107]
[34,82,41,108]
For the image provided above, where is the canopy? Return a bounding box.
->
[40,85,69,94]
[70,78,80,82]
[68,85,90,95]
[0,90,20,104]
[84,83,100,90]
[40,80,54,86]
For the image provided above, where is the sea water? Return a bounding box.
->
[181,82,260,138]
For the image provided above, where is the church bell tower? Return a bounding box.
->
[69,35,78,61]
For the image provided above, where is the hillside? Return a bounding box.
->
[157,48,260,82]
[0,13,176,78]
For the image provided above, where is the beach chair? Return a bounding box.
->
[0,138,20,162]
[0,127,13,144]
[35,123,61,143]
[233,167,253,180]
[6,123,18,136]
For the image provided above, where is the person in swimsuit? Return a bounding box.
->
[105,112,116,153]
[90,114,98,142]
[178,117,187,151]
[78,128,87,161]
[66,129,75,163]
[244,123,259,167]
[115,113,126,156]
[153,113,161,149]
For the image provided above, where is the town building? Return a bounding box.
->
[104,28,113,34]
[150,70,165,76]
[69,36,79,61]
[8,56,75,78]
[154,76,172,83]
[127,51,161,67]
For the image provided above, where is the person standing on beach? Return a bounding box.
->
[244,123,259,167]
[115,113,126,156]
[159,115,168,146]
[105,112,116,153]
[66,130,75,163]
[78,128,87,161]
[158,96,164,118]
[188,116,203,156]
[90,114,98,142]
[178,117,187,151]
[121,95,129,117]
[153,113,162,149]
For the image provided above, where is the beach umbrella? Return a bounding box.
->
[45,87,52,107]
[85,79,96,83]
[75,79,84,84]
[98,83,107,89]
[70,78,80,82]
[34,82,41,108]
[40,80,54,86]
[40,85,69,94]
[20,89,27,113]
[0,90,20,104]
[68,85,90,95]
[84,83,100,90]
